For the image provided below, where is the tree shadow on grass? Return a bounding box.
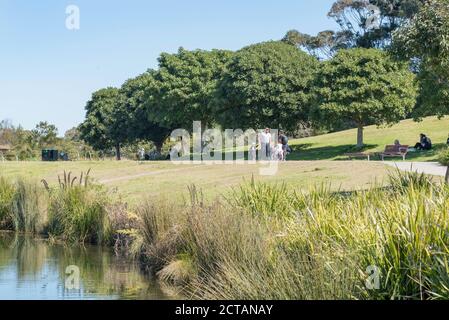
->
[212,143,444,162]
[288,144,378,161]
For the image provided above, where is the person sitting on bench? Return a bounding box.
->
[414,133,432,151]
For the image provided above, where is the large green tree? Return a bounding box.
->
[313,48,417,147]
[214,41,319,132]
[393,0,449,118]
[119,71,171,152]
[79,87,125,160]
[393,0,449,182]
[146,48,234,131]
[284,0,423,59]
[30,121,58,149]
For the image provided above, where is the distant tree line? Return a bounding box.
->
[0,120,94,160]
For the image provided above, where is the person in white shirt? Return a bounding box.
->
[258,128,272,160]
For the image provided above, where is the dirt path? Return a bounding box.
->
[99,166,202,184]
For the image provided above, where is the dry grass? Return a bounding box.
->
[0,161,390,203]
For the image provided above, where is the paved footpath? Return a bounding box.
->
[384,162,447,177]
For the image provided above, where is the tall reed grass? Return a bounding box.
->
[2,169,449,300]
[0,171,117,244]
[0,177,15,228]
[1,177,51,233]
[135,171,449,300]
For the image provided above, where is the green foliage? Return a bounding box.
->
[393,0,449,118]
[1,172,117,244]
[388,167,434,192]
[133,172,449,300]
[284,0,422,58]
[79,87,123,159]
[230,178,294,219]
[10,178,48,234]
[146,48,234,130]
[43,170,112,244]
[47,185,112,244]
[119,71,171,151]
[30,121,58,149]
[438,148,449,166]
[313,48,417,146]
[0,177,15,226]
[215,41,319,132]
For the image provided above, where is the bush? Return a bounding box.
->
[0,177,15,227]
[10,178,48,234]
[47,185,112,244]
[135,199,185,272]
[438,148,449,166]
[230,178,295,219]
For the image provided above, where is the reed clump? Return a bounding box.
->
[0,177,16,228]
[0,170,121,244]
[44,170,114,244]
[2,168,449,300]
[135,171,449,300]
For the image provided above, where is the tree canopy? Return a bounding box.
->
[393,0,449,118]
[145,48,234,131]
[79,87,124,159]
[30,121,58,149]
[214,41,319,132]
[284,0,423,59]
[119,71,171,151]
[313,48,417,147]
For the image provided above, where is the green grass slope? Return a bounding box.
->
[289,116,449,161]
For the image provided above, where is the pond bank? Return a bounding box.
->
[0,232,172,300]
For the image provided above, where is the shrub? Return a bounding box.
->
[438,148,449,166]
[230,178,295,219]
[47,185,112,244]
[135,199,185,272]
[0,177,15,228]
[388,167,435,192]
[10,178,48,234]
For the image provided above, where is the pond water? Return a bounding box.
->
[0,232,171,300]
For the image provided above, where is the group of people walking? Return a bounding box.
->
[250,128,291,161]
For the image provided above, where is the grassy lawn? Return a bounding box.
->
[0,160,391,203]
[289,116,449,161]
[2,116,447,203]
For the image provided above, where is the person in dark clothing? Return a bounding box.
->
[414,134,432,151]
[447,134,449,146]
[279,131,290,161]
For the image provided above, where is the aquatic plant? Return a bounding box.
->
[0,177,15,228]
[136,171,449,300]
[9,178,48,234]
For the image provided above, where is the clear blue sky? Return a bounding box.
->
[0,0,337,135]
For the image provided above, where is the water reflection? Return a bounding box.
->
[0,232,170,300]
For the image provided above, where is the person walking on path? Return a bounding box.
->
[259,128,272,160]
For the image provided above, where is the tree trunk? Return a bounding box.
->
[357,124,364,148]
[115,143,121,161]
[445,165,449,184]
[155,141,163,154]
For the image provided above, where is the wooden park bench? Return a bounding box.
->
[380,145,409,161]
[345,152,375,161]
